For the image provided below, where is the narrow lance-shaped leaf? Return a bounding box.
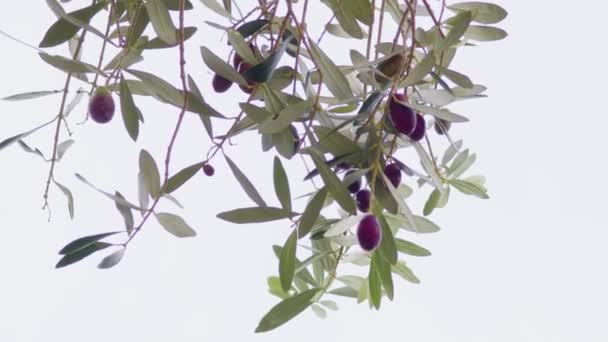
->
[155,212,197,237]
[200,46,246,85]
[439,10,473,51]
[217,207,293,224]
[307,38,353,100]
[75,173,143,210]
[119,75,141,141]
[225,156,267,207]
[273,156,292,212]
[309,152,356,215]
[297,188,328,238]
[56,242,112,269]
[373,250,395,300]
[368,254,382,309]
[39,1,107,48]
[377,215,398,265]
[98,248,126,269]
[54,180,75,219]
[255,288,321,333]
[2,90,61,101]
[163,162,203,194]
[139,149,161,198]
[279,230,297,292]
[58,232,120,255]
[145,0,178,45]
[114,192,134,235]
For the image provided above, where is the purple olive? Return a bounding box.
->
[389,93,417,135]
[384,163,402,188]
[434,118,451,135]
[212,74,233,93]
[356,189,371,213]
[345,170,361,194]
[408,114,426,142]
[357,215,382,251]
[202,164,215,177]
[88,86,115,124]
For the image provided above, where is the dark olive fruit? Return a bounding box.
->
[238,62,255,94]
[202,164,215,177]
[408,113,426,142]
[357,215,382,252]
[375,53,406,84]
[356,189,371,213]
[212,74,233,93]
[384,163,402,188]
[434,118,451,135]
[389,93,417,135]
[88,86,115,124]
[345,170,362,194]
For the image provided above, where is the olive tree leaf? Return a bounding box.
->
[279,230,298,292]
[53,180,75,219]
[309,151,356,215]
[448,2,508,24]
[307,38,353,100]
[321,0,363,39]
[98,248,126,269]
[56,139,75,161]
[392,261,420,284]
[137,172,149,215]
[200,46,246,85]
[144,27,197,49]
[373,250,395,300]
[381,173,417,232]
[145,0,178,45]
[56,242,112,269]
[200,0,233,18]
[273,157,292,212]
[423,188,441,216]
[297,188,328,238]
[227,29,256,64]
[2,90,61,101]
[155,212,197,237]
[114,192,134,234]
[217,207,294,224]
[255,288,321,333]
[39,1,107,47]
[39,53,104,75]
[464,25,508,41]
[75,173,142,210]
[163,162,203,194]
[59,232,120,255]
[448,179,490,199]
[439,10,473,52]
[401,51,435,87]
[119,75,141,141]
[225,156,267,207]
[368,254,382,309]
[139,149,161,199]
[395,238,432,257]
[377,215,398,265]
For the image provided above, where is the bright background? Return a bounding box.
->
[1,1,607,341]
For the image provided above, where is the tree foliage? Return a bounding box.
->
[1,0,507,332]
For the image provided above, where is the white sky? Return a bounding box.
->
[1,1,607,341]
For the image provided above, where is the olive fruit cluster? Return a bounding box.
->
[339,162,404,252]
[388,94,426,142]
[212,44,256,94]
